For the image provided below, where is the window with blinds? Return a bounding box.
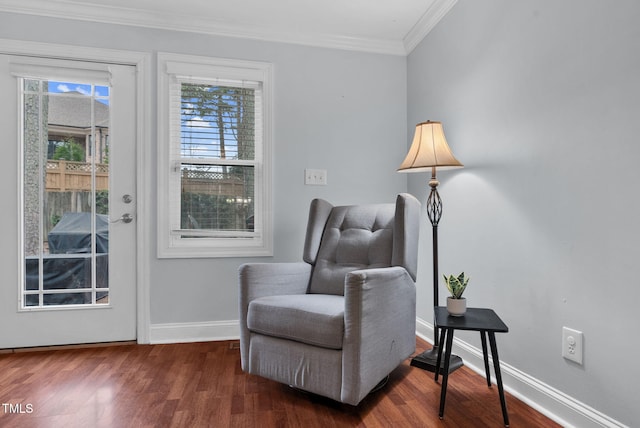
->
[158,53,272,258]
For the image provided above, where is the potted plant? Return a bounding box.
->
[443,272,469,316]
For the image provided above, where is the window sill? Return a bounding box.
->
[157,238,273,259]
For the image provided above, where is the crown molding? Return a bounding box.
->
[403,0,458,54]
[0,0,454,56]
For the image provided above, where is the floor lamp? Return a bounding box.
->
[398,121,464,374]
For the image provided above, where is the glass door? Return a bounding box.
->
[0,55,137,348]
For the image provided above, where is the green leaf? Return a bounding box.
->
[444,272,469,299]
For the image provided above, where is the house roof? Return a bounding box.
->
[48,92,109,129]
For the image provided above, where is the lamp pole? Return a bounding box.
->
[410,170,463,373]
[427,170,442,349]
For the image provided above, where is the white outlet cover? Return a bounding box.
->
[562,326,583,365]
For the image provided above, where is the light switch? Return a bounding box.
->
[305,169,327,185]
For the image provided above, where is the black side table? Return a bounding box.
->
[434,307,510,427]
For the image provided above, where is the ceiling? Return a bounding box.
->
[0,0,458,55]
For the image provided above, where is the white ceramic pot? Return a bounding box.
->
[446,297,466,317]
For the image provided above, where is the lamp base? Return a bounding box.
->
[410,346,464,374]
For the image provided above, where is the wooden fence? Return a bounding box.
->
[46,160,109,192]
[180,168,248,199]
[45,160,248,198]
[42,161,249,235]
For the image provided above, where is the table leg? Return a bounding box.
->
[480,331,491,387]
[488,332,510,427]
[434,327,447,382]
[438,328,455,420]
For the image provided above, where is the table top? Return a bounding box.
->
[434,307,508,333]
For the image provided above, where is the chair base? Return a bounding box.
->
[370,375,389,393]
[288,374,390,405]
[410,347,463,374]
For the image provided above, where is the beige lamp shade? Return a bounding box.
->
[398,121,463,173]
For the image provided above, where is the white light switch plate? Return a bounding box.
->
[305,169,327,185]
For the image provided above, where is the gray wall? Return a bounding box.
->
[408,1,640,425]
[0,13,408,322]
[3,1,638,424]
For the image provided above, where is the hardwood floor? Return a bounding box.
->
[0,338,560,427]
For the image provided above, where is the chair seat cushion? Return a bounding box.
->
[247,294,344,349]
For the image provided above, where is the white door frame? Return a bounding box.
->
[0,38,151,344]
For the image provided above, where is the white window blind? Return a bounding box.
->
[157,53,272,258]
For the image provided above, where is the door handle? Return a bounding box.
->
[111,213,134,224]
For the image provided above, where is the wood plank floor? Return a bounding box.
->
[0,338,560,427]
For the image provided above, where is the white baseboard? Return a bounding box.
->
[416,317,628,428]
[149,320,239,344]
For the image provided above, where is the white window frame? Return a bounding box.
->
[157,52,273,258]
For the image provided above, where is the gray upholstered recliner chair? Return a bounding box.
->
[239,193,420,405]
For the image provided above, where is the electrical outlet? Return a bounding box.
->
[562,327,583,364]
[305,169,327,185]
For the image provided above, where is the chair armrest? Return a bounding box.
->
[239,262,311,303]
[341,266,416,404]
[238,262,312,370]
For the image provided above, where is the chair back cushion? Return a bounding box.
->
[308,203,395,295]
